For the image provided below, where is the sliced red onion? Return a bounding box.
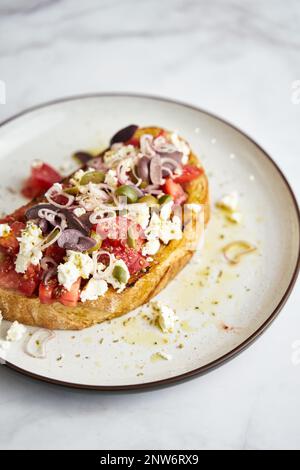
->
[40,226,62,250]
[57,229,96,252]
[25,330,56,359]
[37,218,49,234]
[131,162,142,187]
[117,160,130,185]
[93,250,114,277]
[110,125,138,145]
[149,155,162,185]
[158,151,183,163]
[89,208,118,224]
[38,208,68,230]
[41,255,58,285]
[43,267,58,285]
[140,134,156,157]
[40,256,57,271]
[161,166,173,178]
[45,185,74,208]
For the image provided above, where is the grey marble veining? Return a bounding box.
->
[0,0,299,450]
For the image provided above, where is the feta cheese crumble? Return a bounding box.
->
[0,224,11,237]
[170,133,190,164]
[216,192,239,212]
[57,251,94,291]
[80,278,108,302]
[147,212,182,245]
[157,351,172,361]
[6,321,27,342]
[104,169,118,188]
[151,301,178,333]
[15,222,44,274]
[142,239,161,256]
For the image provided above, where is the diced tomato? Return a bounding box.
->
[22,177,43,199]
[44,244,66,264]
[19,264,41,297]
[0,254,39,296]
[22,162,61,199]
[101,239,149,275]
[163,177,187,204]
[59,279,81,307]
[174,165,203,184]
[0,256,22,289]
[0,221,25,255]
[39,279,58,304]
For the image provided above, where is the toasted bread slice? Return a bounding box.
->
[0,128,209,330]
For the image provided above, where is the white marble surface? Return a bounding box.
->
[0,0,299,450]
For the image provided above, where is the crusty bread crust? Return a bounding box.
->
[0,129,209,330]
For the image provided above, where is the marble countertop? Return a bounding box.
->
[0,0,299,450]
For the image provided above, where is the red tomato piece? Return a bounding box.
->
[59,279,81,307]
[39,279,57,304]
[0,256,21,289]
[0,221,25,255]
[44,244,66,264]
[19,264,41,297]
[174,165,203,184]
[101,240,149,275]
[22,162,61,199]
[163,178,187,204]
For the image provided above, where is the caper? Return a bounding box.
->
[112,265,128,284]
[158,194,173,205]
[115,185,139,203]
[80,171,105,185]
[138,195,158,207]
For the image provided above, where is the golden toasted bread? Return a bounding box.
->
[0,127,209,330]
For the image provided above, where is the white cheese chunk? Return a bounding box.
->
[142,239,160,256]
[216,192,239,212]
[57,251,94,291]
[126,203,150,230]
[151,301,178,333]
[80,278,108,302]
[104,169,118,188]
[6,321,27,342]
[104,145,137,167]
[170,133,190,163]
[157,351,172,361]
[95,256,130,293]
[15,222,43,274]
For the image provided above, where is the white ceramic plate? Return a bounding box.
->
[0,94,299,390]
